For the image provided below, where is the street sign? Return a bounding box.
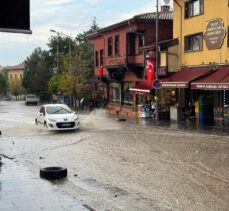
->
[152,79,161,89]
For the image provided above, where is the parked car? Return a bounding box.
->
[0,95,11,101]
[25,94,39,105]
[35,104,80,131]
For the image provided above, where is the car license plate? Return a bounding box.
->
[62,123,71,127]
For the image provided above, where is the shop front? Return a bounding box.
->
[191,66,229,128]
[160,67,213,122]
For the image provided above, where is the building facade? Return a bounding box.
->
[161,0,229,127]
[89,9,173,117]
[6,63,24,99]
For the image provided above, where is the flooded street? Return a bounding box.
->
[0,101,229,211]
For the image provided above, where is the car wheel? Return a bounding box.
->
[40,166,67,180]
[35,119,38,125]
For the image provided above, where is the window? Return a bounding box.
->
[128,33,136,56]
[185,33,203,52]
[100,49,104,66]
[185,0,204,19]
[20,74,22,79]
[109,82,120,103]
[138,34,144,48]
[115,35,120,56]
[108,37,113,56]
[10,74,12,79]
[123,82,133,106]
[95,51,99,67]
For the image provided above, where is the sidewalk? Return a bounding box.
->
[121,114,229,136]
[0,158,87,211]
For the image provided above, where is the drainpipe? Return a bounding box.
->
[174,0,182,68]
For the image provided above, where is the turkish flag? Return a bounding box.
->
[97,65,103,80]
[146,59,155,81]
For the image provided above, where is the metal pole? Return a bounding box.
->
[155,0,159,121]
[69,42,72,107]
[57,44,59,71]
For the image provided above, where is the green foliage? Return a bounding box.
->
[22,48,53,96]
[47,18,99,100]
[48,74,61,94]
[0,72,8,95]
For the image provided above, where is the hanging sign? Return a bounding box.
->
[204,19,226,50]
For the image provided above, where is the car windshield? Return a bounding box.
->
[27,95,36,98]
[46,105,72,114]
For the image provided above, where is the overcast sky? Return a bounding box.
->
[0,0,172,67]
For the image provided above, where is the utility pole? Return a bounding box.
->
[50,29,73,107]
[155,0,159,121]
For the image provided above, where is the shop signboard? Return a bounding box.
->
[160,82,188,88]
[191,83,229,90]
[204,18,225,50]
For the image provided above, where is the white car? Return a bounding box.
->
[35,104,80,130]
[25,94,39,105]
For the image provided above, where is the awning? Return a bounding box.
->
[160,67,212,88]
[130,81,153,93]
[191,66,229,90]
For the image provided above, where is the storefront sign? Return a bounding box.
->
[204,19,226,50]
[161,82,188,88]
[192,83,229,90]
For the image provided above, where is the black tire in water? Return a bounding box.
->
[40,167,67,180]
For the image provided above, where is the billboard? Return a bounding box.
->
[0,0,32,34]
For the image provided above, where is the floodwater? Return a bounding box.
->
[0,101,229,211]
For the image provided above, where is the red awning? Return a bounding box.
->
[160,68,212,88]
[130,81,153,93]
[191,66,229,90]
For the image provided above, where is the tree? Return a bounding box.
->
[0,72,8,95]
[46,18,100,106]
[22,48,53,99]
[48,74,61,94]
[9,79,24,100]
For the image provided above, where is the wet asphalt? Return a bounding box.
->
[0,101,229,211]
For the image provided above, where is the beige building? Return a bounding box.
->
[6,63,25,100]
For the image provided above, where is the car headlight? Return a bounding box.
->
[48,118,56,122]
[74,116,78,121]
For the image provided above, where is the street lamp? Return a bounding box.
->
[50,29,73,107]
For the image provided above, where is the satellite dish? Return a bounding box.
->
[163,0,170,5]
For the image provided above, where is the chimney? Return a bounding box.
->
[161,5,170,12]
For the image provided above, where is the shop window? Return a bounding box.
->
[127,33,135,56]
[95,51,99,67]
[115,35,120,56]
[184,33,203,52]
[185,0,204,19]
[109,82,120,103]
[108,37,113,56]
[100,49,104,66]
[123,82,133,106]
